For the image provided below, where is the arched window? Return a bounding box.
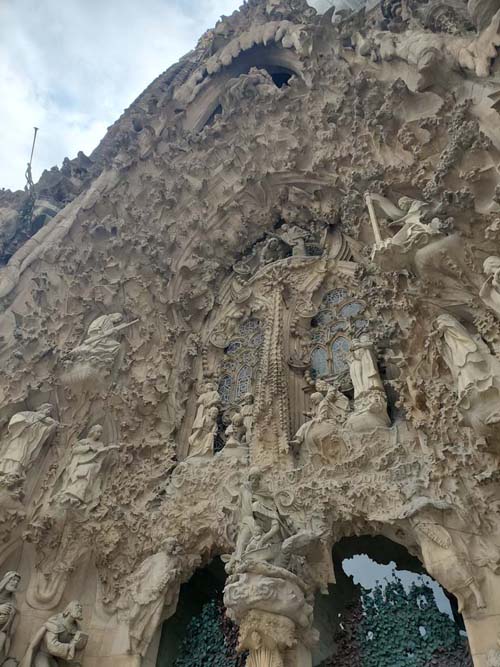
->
[218,318,263,405]
[219,376,232,404]
[332,336,350,374]
[311,347,329,378]
[308,289,368,381]
[235,366,252,401]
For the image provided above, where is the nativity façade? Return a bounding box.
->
[1,0,500,665]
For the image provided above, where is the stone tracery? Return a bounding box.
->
[0,0,500,664]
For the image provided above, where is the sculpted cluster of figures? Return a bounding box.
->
[186,382,254,462]
[0,571,87,667]
[0,313,131,500]
[0,409,118,509]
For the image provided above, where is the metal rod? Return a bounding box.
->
[29,127,39,166]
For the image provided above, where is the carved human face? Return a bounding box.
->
[248,467,261,489]
[68,601,83,620]
[111,313,123,325]
[40,404,53,416]
[243,393,253,405]
[90,425,103,439]
[208,407,219,419]
[484,257,500,279]
[311,392,322,405]
[5,575,20,592]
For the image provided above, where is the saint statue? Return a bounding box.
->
[192,382,220,432]
[57,425,119,507]
[433,313,500,438]
[21,601,87,667]
[434,314,498,397]
[240,392,254,444]
[220,412,247,462]
[186,406,219,460]
[225,468,286,572]
[0,571,20,664]
[346,336,390,430]
[347,335,385,399]
[480,256,500,319]
[291,383,350,462]
[0,405,57,483]
[126,544,181,657]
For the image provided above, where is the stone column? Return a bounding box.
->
[462,570,500,667]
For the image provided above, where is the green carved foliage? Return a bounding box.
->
[359,577,471,667]
[320,575,472,667]
[173,600,243,667]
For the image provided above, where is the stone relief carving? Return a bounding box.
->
[123,544,182,657]
[0,572,20,665]
[62,313,136,387]
[409,510,486,613]
[21,601,87,667]
[2,0,500,664]
[0,405,57,488]
[346,335,390,431]
[432,313,500,439]
[480,256,500,319]
[54,425,119,508]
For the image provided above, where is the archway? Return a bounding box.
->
[155,558,244,667]
[182,44,301,132]
[312,536,473,667]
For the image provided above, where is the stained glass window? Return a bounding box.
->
[332,337,350,374]
[236,366,252,400]
[309,289,367,379]
[219,376,232,403]
[311,347,329,377]
[218,319,263,405]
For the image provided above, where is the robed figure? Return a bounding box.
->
[0,405,57,481]
[21,601,87,667]
[0,571,20,663]
[57,425,118,507]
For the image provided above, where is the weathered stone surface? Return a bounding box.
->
[1,0,500,665]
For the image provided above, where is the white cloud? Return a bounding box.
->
[0,0,330,192]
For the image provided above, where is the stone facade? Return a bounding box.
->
[1,0,500,664]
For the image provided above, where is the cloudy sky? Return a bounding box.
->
[0,0,332,192]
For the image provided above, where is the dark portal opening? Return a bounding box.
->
[313,535,473,667]
[156,557,245,667]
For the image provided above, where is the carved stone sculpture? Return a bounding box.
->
[21,601,87,667]
[354,10,500,90]
[433,313,500,438]
[192,382,220,431]
[292,386,350,463]
[346,335,390,431]
[63,313,134,386]
[0,572,20,665]
[240,392,255,444]
[5,0,500,664]
[186,406,219,460]
[368,195,473,301]
[220,412,247,462]
[480,256,500,319]
[126,545,181,657]
[0,405,57,485]
[411,515,485,613]
[277,224,308,257]
[56,425,119,507]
